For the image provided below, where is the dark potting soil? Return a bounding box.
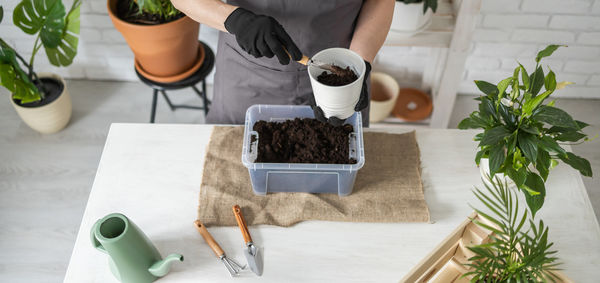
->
[253,118,357,164]
[14,77,64,108]
[116,0,183,25]
[317,65,358,86]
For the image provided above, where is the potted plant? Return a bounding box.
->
[458,45,593,216]
[464,177,564,282]
[390,0,437,36]
[0,1,81,134]
[107,0,202,83]
[400,177,571,282]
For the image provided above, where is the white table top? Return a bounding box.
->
[64,124,600,282]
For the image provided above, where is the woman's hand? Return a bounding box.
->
[225,8,302,65]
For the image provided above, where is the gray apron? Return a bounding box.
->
[207,0,370,126]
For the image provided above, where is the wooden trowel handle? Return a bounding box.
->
[193,220,225,258]
[232,205,253,244]
[283,48,310,66]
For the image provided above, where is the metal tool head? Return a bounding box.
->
[220,255,246,277]
[243,242,263,276]
[309,59,356,77]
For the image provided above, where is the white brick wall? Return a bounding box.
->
[1,0,599,98]
[457,0,600,98]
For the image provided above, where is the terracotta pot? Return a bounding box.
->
[107,0,200,81]
[11,73,72,134]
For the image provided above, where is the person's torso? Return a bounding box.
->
[223,0,363,72]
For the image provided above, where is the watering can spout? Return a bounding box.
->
[148,253,183,277]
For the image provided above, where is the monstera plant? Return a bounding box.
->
[0,0,81,134]
[458,45,593,216]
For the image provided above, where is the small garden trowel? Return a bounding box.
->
[233,205,263,276]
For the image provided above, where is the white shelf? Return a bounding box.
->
[378,0,480,128]
[371,116,431,128]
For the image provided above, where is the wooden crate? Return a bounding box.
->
[400,212,573,282]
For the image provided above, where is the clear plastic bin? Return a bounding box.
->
[242,105,365,196]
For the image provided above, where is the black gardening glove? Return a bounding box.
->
[313,60,372,126]
[224,8,302,65]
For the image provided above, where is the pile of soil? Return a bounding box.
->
[253,118,356,164]
[117,0,183,25]
[317,65,358,86]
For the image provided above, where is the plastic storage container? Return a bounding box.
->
[242,105,365,196]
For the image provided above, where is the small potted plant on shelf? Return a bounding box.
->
[0,1,81,134]
[400,176,572,282]
[107,0,202,83]
[458,45,593,216]
[390,0,437,36]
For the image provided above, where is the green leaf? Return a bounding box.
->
[475,80,498,96]
[523,89,553,116]
[518,132,538,163]
[520,124,540,135]
[576,120,589,129]
[536,45,562,63]
[534,106,579,129]
[45,0,81,66]
[475,150,486,166]
[530,66,544,96]
[498,103,517,127]
[536,150,551,181]
[556,131,587,142]
[479,97,497,121]
[13,0,66,48]
[559,152,593,177]
[0,44,40,102]
[506,166,527,187]
[480,126,511,146]
[522,172,546,217]
[506,132,517,155]
[0,6,4,24]
[489,144,506,176]
[544,69,556,93]
[458,117,480,129]
[538,136,566,156]
[497,77,512,101]
[519,63,530,90]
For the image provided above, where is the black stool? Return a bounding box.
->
[135,41,215,123]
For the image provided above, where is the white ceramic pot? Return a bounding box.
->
[390,1,433,34]
[369,72,399,123]
[11,73,72,134]
[308,48,366,120]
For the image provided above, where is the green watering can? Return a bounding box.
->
[91,213,183,283]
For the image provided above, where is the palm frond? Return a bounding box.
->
[465,175,561,281]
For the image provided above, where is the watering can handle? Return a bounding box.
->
[90,219,107,254]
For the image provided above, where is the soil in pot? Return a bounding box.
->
[14,78,64,108]
[116,0,183,25]
[253,118,357,164]
[317,65,358,86]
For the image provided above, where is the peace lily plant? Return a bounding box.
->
[458,45,593,216]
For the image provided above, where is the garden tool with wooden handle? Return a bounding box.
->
[193,220,245,277]
[284,49,344,75]
[233,205,263,276]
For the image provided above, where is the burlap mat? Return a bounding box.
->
[198,126,430,227]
